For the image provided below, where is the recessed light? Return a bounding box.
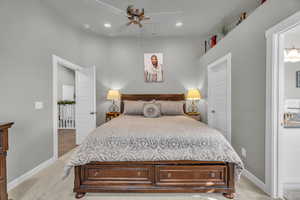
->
[176,22,183,27]
[83,24,90,29]
[104,23,112,28]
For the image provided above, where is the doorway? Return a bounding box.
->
[57,63,76,157]
[207,53,232,143]
[265,11,300,199]
[52,55,96,160]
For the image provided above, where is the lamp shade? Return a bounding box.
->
[186,89,201,100]
[106,90,120,100]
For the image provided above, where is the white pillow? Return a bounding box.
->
[157,101,184,115]
[143,103,161,118]
[123,101,145,115]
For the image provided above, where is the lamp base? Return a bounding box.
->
[109,101,119,112]
[188,101,198,113]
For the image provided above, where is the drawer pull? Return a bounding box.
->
[167,173,172,178]
[94,171,100,176]
[137,172,141,176]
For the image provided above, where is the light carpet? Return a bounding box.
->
[8,152,275,200]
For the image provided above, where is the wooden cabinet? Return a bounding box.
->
[186,112,201,121]
[105,112,120,122]
[0,122,13,200]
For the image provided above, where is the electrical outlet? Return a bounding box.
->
[241,147,247,158]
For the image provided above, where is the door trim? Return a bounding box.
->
[265,11,300,198]
[52,55,82,160]
[207,53,232,143]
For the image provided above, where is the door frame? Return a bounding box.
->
[265,11,300,198]
[207,53,232,143]
[52,55,82,160]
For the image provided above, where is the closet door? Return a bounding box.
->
[76,66,96,144]
[208,55,231,142]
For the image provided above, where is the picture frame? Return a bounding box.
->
[144,53,164,83]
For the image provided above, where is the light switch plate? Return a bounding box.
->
[35,101,44,110]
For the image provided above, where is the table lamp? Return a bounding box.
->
[107,90,120,112]
[186,89,201,113]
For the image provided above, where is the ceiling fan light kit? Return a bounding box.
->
[126,5,151,28]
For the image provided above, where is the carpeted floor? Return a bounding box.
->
[8,152,275,200]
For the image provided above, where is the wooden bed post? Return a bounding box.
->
[74,166,86,199]
[223,163,235,199]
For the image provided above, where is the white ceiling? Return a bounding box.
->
[42,0,260,37]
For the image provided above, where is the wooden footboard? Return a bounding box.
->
[74,161,235,199]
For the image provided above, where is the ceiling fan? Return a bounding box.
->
[126,5,150,28]
[95,0,183,29]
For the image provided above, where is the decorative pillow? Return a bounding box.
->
[157,101,184,115]
[143,103,161,118]
[123,101,145,115]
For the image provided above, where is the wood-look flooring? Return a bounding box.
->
[58,129,76,157]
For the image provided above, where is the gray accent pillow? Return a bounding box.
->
[143,103,161,118]
[123,101,145,115]
[156,101,184,115]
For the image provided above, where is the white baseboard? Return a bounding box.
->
[283,178,300,184]
[8,157,55,191]
[243,169,267,194]
[284,183,300,190]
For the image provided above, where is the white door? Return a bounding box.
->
[208,54,231,142]
[76,66,96,144]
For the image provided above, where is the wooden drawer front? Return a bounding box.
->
[83,165,153,185]
[156,165,227,186]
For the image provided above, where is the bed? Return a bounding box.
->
[66,94,243,199]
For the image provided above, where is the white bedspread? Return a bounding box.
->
[64,115,244,179]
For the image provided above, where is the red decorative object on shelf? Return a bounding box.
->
[204,34,220,53]
[210,35,217,48]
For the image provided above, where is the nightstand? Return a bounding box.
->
[186,112,201,121]
[106,112,121,122]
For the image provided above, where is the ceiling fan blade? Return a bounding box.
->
[95,0,127,16]
[126,21,133,26]
[148,11,183,16]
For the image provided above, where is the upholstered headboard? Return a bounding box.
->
[120,94,186,113]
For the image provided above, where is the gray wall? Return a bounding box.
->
[95,37,204,124]
[199,0,300,182]
[285,62,300,99]
[57,64,75,100]
[0,0,203,183]
[0,0,109,182]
